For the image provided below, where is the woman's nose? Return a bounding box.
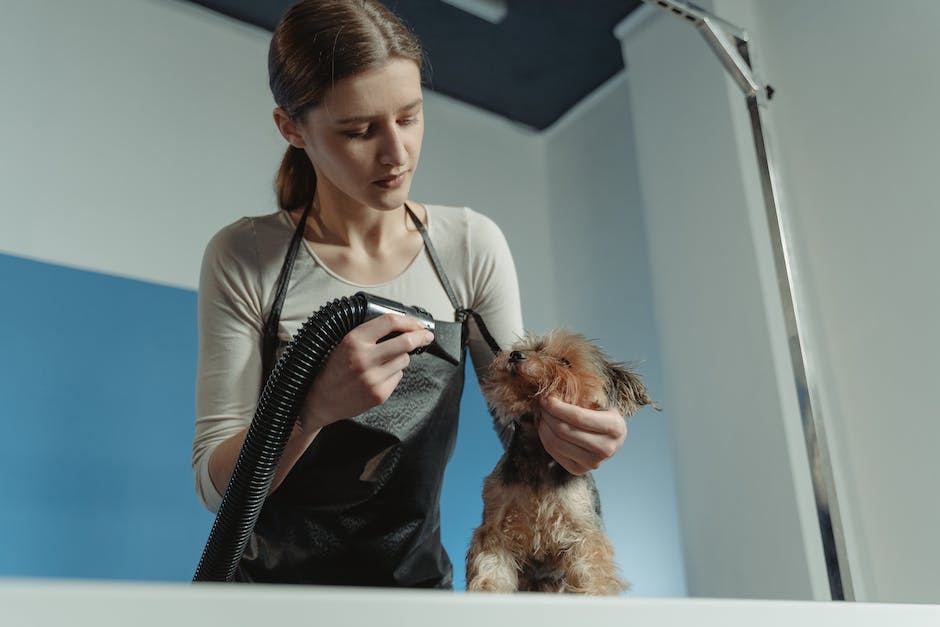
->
[378,127,408,166]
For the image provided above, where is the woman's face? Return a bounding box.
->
[282,57,425,213]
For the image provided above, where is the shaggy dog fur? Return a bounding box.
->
[466,330,653,594]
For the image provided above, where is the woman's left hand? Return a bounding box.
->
[537,395,627,475]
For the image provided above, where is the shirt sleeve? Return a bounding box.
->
[192,220,266,513]
[464,209,524,381]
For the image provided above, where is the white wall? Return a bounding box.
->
[619,0,940,603]
[0,0,282,289]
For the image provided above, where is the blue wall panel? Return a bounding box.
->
[441,364,503,591]
[0,253,212,580]
[0,253,497,587]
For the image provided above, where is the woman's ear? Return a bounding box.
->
[273,107,306,148]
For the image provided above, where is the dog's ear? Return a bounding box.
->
[604,362,655,417]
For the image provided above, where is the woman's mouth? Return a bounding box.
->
[373,171,408,189]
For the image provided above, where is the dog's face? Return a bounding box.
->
[481,329,651,428]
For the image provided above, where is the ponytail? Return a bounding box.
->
[275,145,317,212]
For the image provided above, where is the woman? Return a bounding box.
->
[193,0,627,588]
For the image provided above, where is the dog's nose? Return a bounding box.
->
[508,351,526,364]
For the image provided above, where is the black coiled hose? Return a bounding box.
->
[193,293,370,582]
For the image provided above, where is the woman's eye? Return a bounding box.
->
[399,117,419,127]
[343,128,371,139]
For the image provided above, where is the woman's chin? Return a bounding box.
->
[368,184,413,210]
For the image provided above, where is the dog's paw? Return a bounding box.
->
[467,576,516,593]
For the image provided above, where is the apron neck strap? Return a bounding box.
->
[262,201,312,381]
[405,203,459,311]
[406,203,502,356]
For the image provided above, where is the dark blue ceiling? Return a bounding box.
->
[186,0,643,130]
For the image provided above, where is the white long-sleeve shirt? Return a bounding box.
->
[192,204,523,512]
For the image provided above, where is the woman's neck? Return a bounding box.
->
[290,193,425,286]
[308,189,418,251]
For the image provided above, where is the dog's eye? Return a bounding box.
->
[558,357,571,367]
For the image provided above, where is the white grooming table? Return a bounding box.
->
[1,579,937,626]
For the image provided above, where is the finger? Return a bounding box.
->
[354,367,407,409]
[357,314,434,359]
[348,362,408,407]
[371,368,406,404]
[551,450,590,476]
[354,312,428,342]
[374,327,435,364]
[540,410,623,463]
[363,351,412,388]
[540,396,626,438]
[538,421,593,475]
[539,415,604,470]
[341,319,431,367]
[539,410,617,450]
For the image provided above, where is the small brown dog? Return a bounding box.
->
[466,329,653,594]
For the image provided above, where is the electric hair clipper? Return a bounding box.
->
[359,292,462,365]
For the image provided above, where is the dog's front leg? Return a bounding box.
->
[559,530,629,595]
[466,526,520,592]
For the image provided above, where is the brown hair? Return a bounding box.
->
[269,0,424,212]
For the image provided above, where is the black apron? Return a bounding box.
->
[237,204,495,587]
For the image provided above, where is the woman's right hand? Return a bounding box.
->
[298,313,434,432]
